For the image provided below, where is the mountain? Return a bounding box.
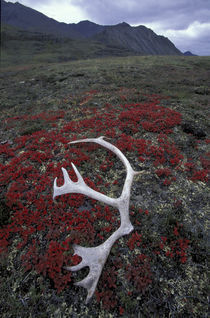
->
[92,22,182,55]
[1,0,182,56]
[184,51,197,56]
[70,20,104,38]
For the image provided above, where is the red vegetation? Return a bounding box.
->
[0,91,208,308]
[156,224,190,264]
[126,254,152,293]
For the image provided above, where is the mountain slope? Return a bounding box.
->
[1,23,135,66]
[184,51,197,56]
[70,20,105,37]
[93,22,182,55]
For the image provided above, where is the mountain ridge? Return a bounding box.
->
[92,23,181,55]
[1,0,182,56]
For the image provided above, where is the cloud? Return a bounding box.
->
[71,0,210,28]
[17,0,52,5]
[6,0,88,23]
[163,21,210,55]
[166,21,210,39]
[35,0,87,23]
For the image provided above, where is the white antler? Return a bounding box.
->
[53,136,143,304]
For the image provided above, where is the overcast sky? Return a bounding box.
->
[5,0,210,55]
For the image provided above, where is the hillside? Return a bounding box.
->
[93,23,182,55]
[70,20,105,38]
[1,23,135,66]
[0,55,209,317]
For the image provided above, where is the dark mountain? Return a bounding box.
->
[1,0,182,56]
[184,51,197,56]
[70,20,104,38]
[93,22,182,55]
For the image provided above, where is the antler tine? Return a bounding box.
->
[64,243,107,304]
[53,166,85,200]
[53,162,118,207]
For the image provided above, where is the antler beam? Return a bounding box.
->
[53,136,144,304]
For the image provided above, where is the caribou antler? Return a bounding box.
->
[53,136,144,304]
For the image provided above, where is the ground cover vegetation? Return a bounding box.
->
[0,55,209,317]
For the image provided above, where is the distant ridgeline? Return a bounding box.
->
[1,0,183,56]
[184,51,197,56]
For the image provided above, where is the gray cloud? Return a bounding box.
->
[7,0,210,28]
[5,0,53,6]
[71,0,210,28]
[19,0,52,5]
